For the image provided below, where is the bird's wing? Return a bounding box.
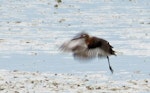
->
[73,48,108,60]
[73,50,94,60]
[60,38,87,52]
[73,37,111,60]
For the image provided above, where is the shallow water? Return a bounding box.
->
[0,0,150,80]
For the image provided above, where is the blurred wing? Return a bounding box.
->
[73,50,93,60]
[73,49,99,61]
[60,38,87,53]
[73,48,108,60]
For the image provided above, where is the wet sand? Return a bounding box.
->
[0,70,149,93]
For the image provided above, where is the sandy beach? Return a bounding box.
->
[0,70,149,93]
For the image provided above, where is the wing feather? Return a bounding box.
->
[60,38,87,53]
[73,48,109,60]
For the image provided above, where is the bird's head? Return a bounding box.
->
[72,32,90,41]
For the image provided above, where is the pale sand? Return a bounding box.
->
[0,70,149,93]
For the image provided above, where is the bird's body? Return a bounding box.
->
[60,32,116,73]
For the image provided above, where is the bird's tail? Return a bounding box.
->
[109,47,116,56]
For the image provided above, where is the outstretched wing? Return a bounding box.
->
[60,35,115,60]
[73,48,108,60]
[88,37,116,56]
[60,38,87,53]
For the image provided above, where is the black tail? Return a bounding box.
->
[111,49,116,56]
[109,45,116,56]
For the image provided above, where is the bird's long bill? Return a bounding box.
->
[71,36,84,41]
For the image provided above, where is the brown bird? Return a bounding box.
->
[60,32,116,73]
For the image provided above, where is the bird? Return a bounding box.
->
[60,32,116,73]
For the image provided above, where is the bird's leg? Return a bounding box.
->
[107,56,114,74]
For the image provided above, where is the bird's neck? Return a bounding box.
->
[85,37,92,45]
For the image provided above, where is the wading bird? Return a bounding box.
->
[60,32,116,73]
